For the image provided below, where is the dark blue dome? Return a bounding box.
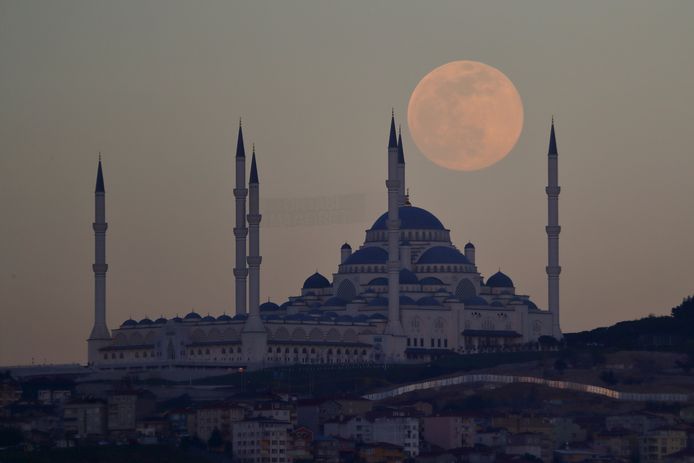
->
[336,315,353,322]
[260,301,280,311]
[154,317,167,324]
[172,316,183,323]
[341,242,351,250]
[279,301,292,310]
[303,272,331,289]
[399,269,419,284]
[324,297,347,307]
[464,242,475,249]
[367,296,388,307]
[462,296,488,306]
[139,318,153,325]
[232,313,248,321]
[343,247,388,265]
[369,313,387,320]
[525,299,539,310]
[371,206,446,231]
[184,311,201,320]
[487,271,514,288]
[417,296,442,307]
[368,277,388,286]
[121,319,137,328]
[400,295,416,305]
[491,300,505,307]
[217,314,232,321]
[420,276,444,286]
[201,315,215,322]
[417,246,470,264]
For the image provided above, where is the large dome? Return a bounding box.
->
[370,206,446,231]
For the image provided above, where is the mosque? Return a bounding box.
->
[87,113,562,371]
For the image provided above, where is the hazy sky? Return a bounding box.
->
[2,1,693,365]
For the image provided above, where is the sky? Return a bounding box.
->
[1,0,693,365]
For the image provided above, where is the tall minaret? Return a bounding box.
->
[88,157,111,366]
[242,148,267,364]
[546,119,562,338]
[384,111,405,355]
[397,126,406,206]
[233,122,248,315]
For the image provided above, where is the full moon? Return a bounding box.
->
[407,60,524,171]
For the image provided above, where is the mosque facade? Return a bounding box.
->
[87,113,562,371]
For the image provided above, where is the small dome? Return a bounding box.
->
[525,300,539,310]
[367,296,388,307]
[279,301,292,310]
[232,313,248,321]
[464,242,475,249]
[260,301,280,311]
[139,318,153,325]
[184,311,201,320]
[341,242,351,250]
[201,315,215,322]
[369,313,387,320]
[491,301,505,307]
[121,319,137,328]
[336,315,353,322]
[371,206,446,231]
[462,296,488,306]
[368,277,388,286]
[487,271,514,288]
[154,317,167,324]
[264,314,281,321]
[323,311,338,318]
[217,314,232,321]
[399,269,419,285]
[172,316,183,323]
[343,247,388,265]
[303,272,331,289]
[420,276,444,286]
[353,314,369,322]
[417,246,470,265]
[324,297,347,307]
[400,295,416,305]
[417,296,442,307]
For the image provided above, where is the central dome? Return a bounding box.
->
[370,206,446,231]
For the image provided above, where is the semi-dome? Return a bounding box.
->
[121,319,137,328]
[184,311,201,320]
[260,301,280,311]
[367,296,388,307]
[417,296,442,307]
[399,268,419,284]
[371,206,446,231]
[324,297,347,307]
[525,299,539,310]
[487,271,514,288]
[420,276,444,286]
[368,277,388,286]
[343,247,388,265]
[303,272,331,289]
[417,246,470,264]
[462,296,488,306]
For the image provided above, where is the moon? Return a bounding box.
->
[407,61,524,171]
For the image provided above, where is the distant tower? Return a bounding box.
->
[242,148,267,364]
[233,122,248,315]
[397,126,406,206]
[546,119,562,338]
[464,242,476,265]
[87,158,111,365]
[384,112,406,358]
[340,243,352,264]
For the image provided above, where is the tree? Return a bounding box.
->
[538,336,559,349]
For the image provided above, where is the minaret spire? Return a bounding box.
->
[384,111,406,357]
[546,118,562,338]
[397,125,406,206]
[233,122,249,315]
[242,146,267,363]
[88,157,111,366]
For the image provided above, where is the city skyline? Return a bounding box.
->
[2,1,694,365]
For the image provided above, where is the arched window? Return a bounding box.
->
[455,279,476,299]
[336,280,357,301]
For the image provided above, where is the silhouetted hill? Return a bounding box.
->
[566,296,694,351]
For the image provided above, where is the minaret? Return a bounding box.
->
[546,119,562,338]
[397,126,406,206]
[87,157,111,366]
[384,111,405,355]
[242,148,267,364]
[233,122,248,315]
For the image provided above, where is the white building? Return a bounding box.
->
[87,113,563,370]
